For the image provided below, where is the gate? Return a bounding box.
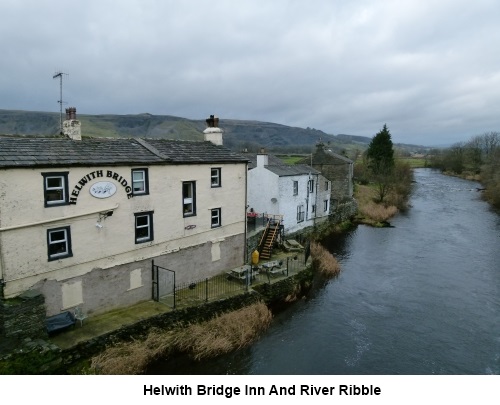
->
[152,260,176,309]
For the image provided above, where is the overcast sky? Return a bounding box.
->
[1,0,499,145]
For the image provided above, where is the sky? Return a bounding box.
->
[1,0,500,146]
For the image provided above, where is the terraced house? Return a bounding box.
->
[0,114,248,318]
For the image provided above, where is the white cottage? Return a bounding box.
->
[246,153,331,235]
[0,115,248,317]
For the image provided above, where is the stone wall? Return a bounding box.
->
[0,291,47,355]
[1,267,316,374]
[58,292,263,371]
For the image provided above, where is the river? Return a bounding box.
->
[150,168,500,375]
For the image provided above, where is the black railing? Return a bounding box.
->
[174,273,248,308]
[153,253,308,309]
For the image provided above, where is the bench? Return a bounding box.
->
[45,311,76,335]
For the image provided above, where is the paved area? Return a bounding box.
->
[49,300,172,350]
[49,251,305,351]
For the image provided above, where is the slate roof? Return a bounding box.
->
[146,139,249,164]
[242,152,319,177]
[0,136,248,168]
[265,164,320,177]
[242,153,286,169]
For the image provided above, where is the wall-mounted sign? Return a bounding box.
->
[90,181,117,199]
[70,169,133,204]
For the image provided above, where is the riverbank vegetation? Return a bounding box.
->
[429,131,500,209]
[90,301,272,374]
[310,241,341,278]
[353,125,414,225]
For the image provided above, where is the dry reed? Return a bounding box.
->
[90,301,272,374]
[310,241,341,278]
[173,301,272,360]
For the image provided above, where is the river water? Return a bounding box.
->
[151,168,500,375]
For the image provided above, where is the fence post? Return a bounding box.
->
[205,278,209,302]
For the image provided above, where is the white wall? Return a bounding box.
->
[0,162,247,304]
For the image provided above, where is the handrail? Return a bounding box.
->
[257,218,272,253]
[257,215,283,254]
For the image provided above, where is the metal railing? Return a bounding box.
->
[173,273,250,309]
[154,252,308,309]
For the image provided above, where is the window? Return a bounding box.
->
[42,172,69,207]
[324,200,329,212]
[211,168,221,188]
[308,179,314,193]
[297,205,305,223]
[183,181,196,217]
[312,204,316,214]
[47,226,72,261]
[132,168,149,195]
[135,211,154,243]
[325,181,329,191]
[211,208,221,228]
[293,181,298,196]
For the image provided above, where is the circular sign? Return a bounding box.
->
[90,181,117,199]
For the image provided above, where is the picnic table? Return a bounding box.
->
[262,260,286,276]
[226,265,259,281]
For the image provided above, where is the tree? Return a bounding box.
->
[366,124,395,175]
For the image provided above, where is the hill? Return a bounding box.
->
[0,109,427,156]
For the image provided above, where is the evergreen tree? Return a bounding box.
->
[367,124,395,175]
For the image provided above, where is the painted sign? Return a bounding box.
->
[69,169,133,204]
[90,181,117,199]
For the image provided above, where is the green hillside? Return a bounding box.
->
[0,109,427,157]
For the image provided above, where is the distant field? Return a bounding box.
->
[354,157,427,168]
[276,154,309,164]
[398,157,427,168]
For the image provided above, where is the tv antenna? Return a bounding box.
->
[53,71,68,135]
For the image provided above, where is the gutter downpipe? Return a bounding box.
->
[244,162,248,264]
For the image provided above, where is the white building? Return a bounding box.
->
[0,115,248,317]
[246,153,331,235]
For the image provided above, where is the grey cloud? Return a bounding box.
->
[1,0,499,145]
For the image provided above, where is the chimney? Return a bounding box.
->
[63,107,82,141]
[256,150,268,167]
[203,114,223,146]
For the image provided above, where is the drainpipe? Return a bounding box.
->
[314,173,319,226]
[0,233,4,298]
[244,162,248,264]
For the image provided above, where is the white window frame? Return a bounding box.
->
[211,208,221,228]
[135,211,154,243]
[297,205,305,223]
[183,181,196,217]
[47,226,72,261]
[132,168,148,195]
[308,179,314,193]
[293,181,298,196]
[211,168,221,188]
[43,172,69,207]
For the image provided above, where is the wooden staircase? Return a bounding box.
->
[258,216,283,260]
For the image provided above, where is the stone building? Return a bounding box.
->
[0,114,248,319]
